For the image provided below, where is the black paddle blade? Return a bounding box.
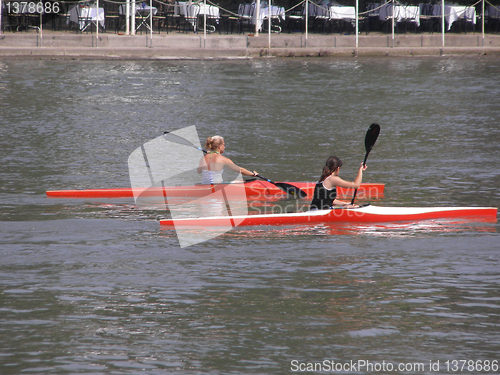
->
[274,182,308,199]
[365,123,380,153]
[353,123,381,205]
[363,123,380,165]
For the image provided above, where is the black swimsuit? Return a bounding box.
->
[310,182,337,210]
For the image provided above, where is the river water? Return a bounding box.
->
[1,57,499,374]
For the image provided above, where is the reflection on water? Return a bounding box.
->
[160,218,498,243]
[0,57,499,374]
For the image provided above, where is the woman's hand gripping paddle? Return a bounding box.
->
[351,123,380,205]
[163,131,307,199]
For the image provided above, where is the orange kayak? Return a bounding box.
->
[160,206,498,227]
[46,181,385,200]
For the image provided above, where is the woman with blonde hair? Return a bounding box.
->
[197,135,258,185]
[310,156,367,210]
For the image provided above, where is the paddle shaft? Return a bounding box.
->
[254,175,307,198]
[163,131,207,154]
[255,174,278,185]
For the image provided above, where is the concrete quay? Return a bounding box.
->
[1,30,500,59]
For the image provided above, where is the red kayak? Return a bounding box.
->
[160,205,497,227]
[46,181,385,200]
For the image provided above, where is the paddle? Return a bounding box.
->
[351,123,380,205]
[163,131,307,199]
[163,131,208,154]
[254,174,307,199]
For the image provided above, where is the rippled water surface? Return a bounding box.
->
[1,57,499,374]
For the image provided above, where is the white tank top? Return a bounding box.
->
[201,169,224,184]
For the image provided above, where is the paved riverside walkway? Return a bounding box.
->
[1,30,500,59]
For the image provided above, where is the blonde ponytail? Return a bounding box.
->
[205,135,224,151]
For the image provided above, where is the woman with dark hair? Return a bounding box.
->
[310,156,367,210]
[197,135,258,184]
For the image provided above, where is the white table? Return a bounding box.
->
[239,3,285,32]
[135,4,157,32]
[200,3,220,32]
[175,2,196,31]
[119,4,157,32]
[329,6,355,20]
[379,4,420,26]
[69,6,105,31]
[432,5,476,30]
[119,4,158,16]
[198,3,220,18]
[259,5,285,31]
[176,2,220,32]
[303,2,329,18]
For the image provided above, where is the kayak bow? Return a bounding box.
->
[159,206,498,227]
